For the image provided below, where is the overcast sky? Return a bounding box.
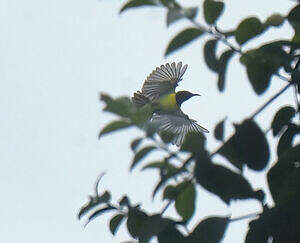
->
[0,0,296,242]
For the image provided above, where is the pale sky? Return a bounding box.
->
[0,0,296,242]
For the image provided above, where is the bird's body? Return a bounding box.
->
[132,62,208,146]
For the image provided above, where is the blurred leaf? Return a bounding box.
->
[203,0,224,25]
[109,214,125,235]
[181,132,206,154]
[165,28,204,56]
[163,185,177,200]
[235,17,264,45]
[131,146,157,171]
[85,206,117,226]
[188,217,229,243]
[265,13,285,27]
[131,137,144,152]
[120,0,157,14]
[218,49,235,92]
[167,7,198,27]
[277,124,299,157]
[271,106,296,136]
[157,222,186,243]
[204,39,219,72]
[175,181,196,221]
[119,196,131,207]
[159,0,176,7]
[78,191,111,220]
[127,208,149,239]
[288,5,300,32]
[194,152,264,204]
[214,119,225,141]
[268,144,300,206]
[130,104,152,125]
[99,120,132,138]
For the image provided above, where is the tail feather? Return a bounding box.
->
[132,91,149,107]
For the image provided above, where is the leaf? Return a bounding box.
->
[218,49,235,92]
[288,5,300,32]
[110,214,125,235]
[203,0,224,25]
[214,119,225,141]
[194,152,264,204]
[163,185,177,200]
[204,39,219,72]
[126,208,149,239]
[181,132,206,154]
[157,222,186,243]
[130,146,156,171]
[271,106,296,136]
[130,137,143,152]
[78,191,111,220]
[165,28,204,56]
[265,13,285,27]
[167,7,198,27]
[235,17,264,45]
[175,181,196,221]
[99,120,132,138]
[120,0,157,14]
[277,124,299,157]
[85,206,117,227]
[268,144,300,207]
[188,217,229,243]
[119,196,131,207]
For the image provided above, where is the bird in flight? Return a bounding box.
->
[132,62,209,146]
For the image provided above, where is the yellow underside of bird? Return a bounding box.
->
[156,93,179,111]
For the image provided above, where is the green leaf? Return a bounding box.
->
[265,13,285,27]
[288,5,300,32]
[120,0,157,14]
[181,132,206,154]
[235,17,264,45]
[99,120,132,138]
[78,191,111,220]
[214,119,225,141]
[277,124,299,157]
[188,217,229,243]
[165,28,204,56]
[194,152,264,204]
[271,106,296,136]
[203,0,224,25]
[157,224,186,243]
[130,146,156,171]
[204,39,219,72]
[110,214,125,235]
[218,50,235,92]
[85,206,117,226]
[163,185,177,200]
[175,181,196,221]
[268,145,300,206]
[167,7,198,27]
[130,137,144,152]
[127,208,149,239]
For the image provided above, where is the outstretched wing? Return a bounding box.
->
[151,110,209,146]
[141,62,188,101]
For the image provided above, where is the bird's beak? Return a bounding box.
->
[192,93,201,97]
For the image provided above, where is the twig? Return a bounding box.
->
[161,200,173,214]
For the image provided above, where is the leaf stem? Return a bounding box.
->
[230,212,259,222]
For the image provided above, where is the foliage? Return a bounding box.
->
[78,1,300,242]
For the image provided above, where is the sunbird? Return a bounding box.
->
[132,62,209,146]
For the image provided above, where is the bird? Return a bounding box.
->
[132,62,209,146]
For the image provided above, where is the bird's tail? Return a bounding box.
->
[132,91,149,107]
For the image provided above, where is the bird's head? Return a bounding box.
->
[175,91,200,107]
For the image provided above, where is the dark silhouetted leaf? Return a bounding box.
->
[214,119,225,141]
[277,124,299,157]
[85,206,117,226]
[265,13,285,27]
[119,196,131,207]
[165,28,204,56]
[110,214,125,235]
[204,39,219,72]
[188,217,229,243]
[78,191,111,220]
[268,144,300,207]
[271,106,296,136]
[235,17,264,45]
[130,146,156,171]
[175,181,196,221]
[99,120,132,138]
[203,0,224,25]
[181,132,206,154]
[218,49,235,92]
[167,7,198,27]
[163,185,177,200]
[157,223,186,243]
[194,152,264,204]
[131,137,143,152]
[127,208,149,239]
[120,0,157,14]
[288,5,300,32]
